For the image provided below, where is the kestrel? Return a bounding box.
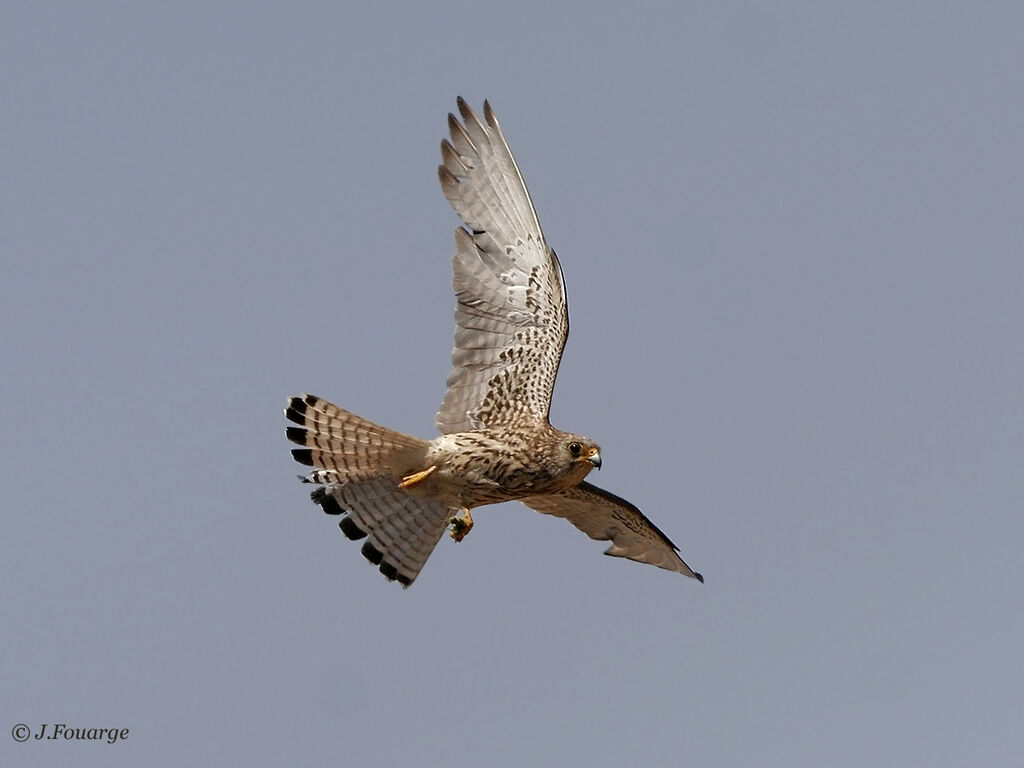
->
[286,98,703,588]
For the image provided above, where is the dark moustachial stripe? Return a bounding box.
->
[361,541,384,565]
[339,516,367,539]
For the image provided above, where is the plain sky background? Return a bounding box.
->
[3,3,1022,766]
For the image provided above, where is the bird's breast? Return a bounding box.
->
[417,430,562,507]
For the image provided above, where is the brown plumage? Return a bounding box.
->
[285,98,702,587]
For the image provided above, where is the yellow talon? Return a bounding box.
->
[398,465,438,489]
[448,509,474,542]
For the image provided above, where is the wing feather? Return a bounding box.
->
[435,98,568,433]
[522,482,704,581]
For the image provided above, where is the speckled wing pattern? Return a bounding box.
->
[522,482,704,582]
[435,98,569,433]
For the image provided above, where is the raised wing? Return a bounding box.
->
[522,482,704,581]
[435,98,569,433]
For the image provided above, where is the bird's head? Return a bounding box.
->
[559,433,602,482]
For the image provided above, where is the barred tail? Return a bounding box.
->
[285,394,451,587]
[310,481,452,588]
[285,394,427,482]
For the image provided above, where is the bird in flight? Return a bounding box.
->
[285,98,702,588]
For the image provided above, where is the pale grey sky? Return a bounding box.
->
[3,3,1023,766]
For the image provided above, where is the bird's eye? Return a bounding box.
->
[568,442,582,457]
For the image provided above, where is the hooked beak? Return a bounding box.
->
[587,448,602,470]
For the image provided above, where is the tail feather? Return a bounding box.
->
[311,479,452,587]
[285,394,427,481]
[287,394,450,587]
[287,394,419,444]
[299,469,342,485]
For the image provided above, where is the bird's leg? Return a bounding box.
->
[448,507,474,542]
[398,464,438,490]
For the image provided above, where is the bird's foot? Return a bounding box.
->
[398,465,438,490]
[448,508,474,542]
